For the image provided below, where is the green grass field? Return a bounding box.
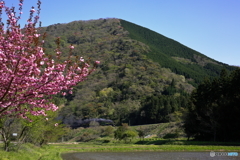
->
[1,122,240,160]
[1,139,240,160]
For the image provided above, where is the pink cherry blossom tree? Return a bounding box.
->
[0,0,100,120]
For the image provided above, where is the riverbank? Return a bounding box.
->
[1,140,240,160]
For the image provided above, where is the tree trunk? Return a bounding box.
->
[0,118,15,152]
[3,140,11,152]
[1,131,11,152]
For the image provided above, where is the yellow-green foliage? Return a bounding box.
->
[0,143,62,160]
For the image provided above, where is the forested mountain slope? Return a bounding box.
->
[120,20,236,85]
[40,18,237,126]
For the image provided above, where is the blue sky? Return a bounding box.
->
[4,0,240,66]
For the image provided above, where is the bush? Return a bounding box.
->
[102,139,111,143]
[163,133,179,139]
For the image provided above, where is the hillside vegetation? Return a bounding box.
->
[120,19,236,85]
[39,18,236,127]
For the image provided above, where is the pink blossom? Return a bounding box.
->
[0,0,97,120]
[30,9,35,12]
[34,34,40,37]
[40,61,44,65]
[95,61,100,64]
[80,57,84,62]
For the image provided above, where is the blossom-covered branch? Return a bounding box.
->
[0,0,99,119]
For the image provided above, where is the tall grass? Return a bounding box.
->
[0,143,62,160]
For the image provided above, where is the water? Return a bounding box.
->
[62,151,240,160]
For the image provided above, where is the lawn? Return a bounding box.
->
[1,139,240,160]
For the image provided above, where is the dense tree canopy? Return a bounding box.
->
[184,69,240,142]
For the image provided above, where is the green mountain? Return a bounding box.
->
[120,20,236,85]
[40,18,237,127]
